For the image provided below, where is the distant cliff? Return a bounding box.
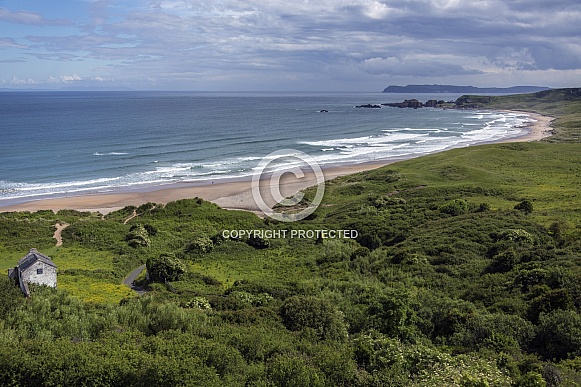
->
[382,85,551,94]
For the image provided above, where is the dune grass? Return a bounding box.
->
[311,141,581,239]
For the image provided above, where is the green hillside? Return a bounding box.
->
[1,89,581,385]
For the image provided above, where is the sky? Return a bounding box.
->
[0,0,580,91]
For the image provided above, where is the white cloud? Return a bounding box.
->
[10,76,37,85]
[0,37,27,48]
[0,7,71,26]
[61,74,82,82]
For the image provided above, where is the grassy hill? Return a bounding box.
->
[0,89,580,385]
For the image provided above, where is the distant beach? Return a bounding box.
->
[0,110,553,215]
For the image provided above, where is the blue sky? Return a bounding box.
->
[1,0,580,91]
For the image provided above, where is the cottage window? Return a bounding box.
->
[37,268,43,275]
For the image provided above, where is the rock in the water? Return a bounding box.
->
[355,104,382,108]
[382,99,423,108]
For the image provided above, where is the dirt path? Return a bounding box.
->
[53,223,69,247]
[123,210,138,225]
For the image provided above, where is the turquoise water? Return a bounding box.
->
[0,91,531,202]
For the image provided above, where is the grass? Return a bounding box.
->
[58,275,135,304]
[187,239,320,289]
[393,142,581,225]
[313,142,581,236]
[47,246,116,271]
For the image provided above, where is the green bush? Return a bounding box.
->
[146,254,186,283]
[267,354,325,387]
[534,310,581,360]
[280,296,348,341]
[185,236,214,254]
[515,199,534,214]
[439,199,470,216]
[126,224,151,248]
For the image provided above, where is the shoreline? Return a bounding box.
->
[0,110,554,215]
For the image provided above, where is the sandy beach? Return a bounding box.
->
[497,110,554,142]
[0,111,554,215]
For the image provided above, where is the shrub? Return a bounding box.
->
[143,224,157,236]
[246,235,270,249]
[280,296,348,341]
[317,239,357,265]
[267,354,325,387]
[183,297,212,310]
[476,203,491,212]
[528,288,574,323]
[534,310,581,361]
[367,289,418,339]
[146,254,186,283]
[439,199,469,216]
[515,199,534,214]
[229,291,273,307]
[125,224,151,248]
[498,229,535,244]
[186,236,214,254]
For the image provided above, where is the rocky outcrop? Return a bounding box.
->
[355,104,382,108]
[355,99,454,110]
[424,99,447,108]
[382,99,423,109]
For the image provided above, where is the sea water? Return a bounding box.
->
[0,91,531,203]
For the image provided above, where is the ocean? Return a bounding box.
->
[0,91,531,204]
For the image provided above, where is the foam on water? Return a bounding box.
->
[93,152,130,156]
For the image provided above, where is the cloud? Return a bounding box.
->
[45,74,82,84]
[360,56,483,76]
[29,53,84,62]
[0,7,71,26]
[2,0,581,89]
[61,74,82,82]
[0,37,26,49]
[10,75,37,85]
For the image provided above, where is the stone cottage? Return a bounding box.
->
[8,248,57,297]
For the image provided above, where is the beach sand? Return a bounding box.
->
[0,111,554,215]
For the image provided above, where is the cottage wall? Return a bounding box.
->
[20,261,57,288]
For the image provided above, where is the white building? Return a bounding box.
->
[8,248,57,297]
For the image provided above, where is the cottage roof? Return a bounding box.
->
[17,248,57,271]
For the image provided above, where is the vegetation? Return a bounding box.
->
[0,88,580,385]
